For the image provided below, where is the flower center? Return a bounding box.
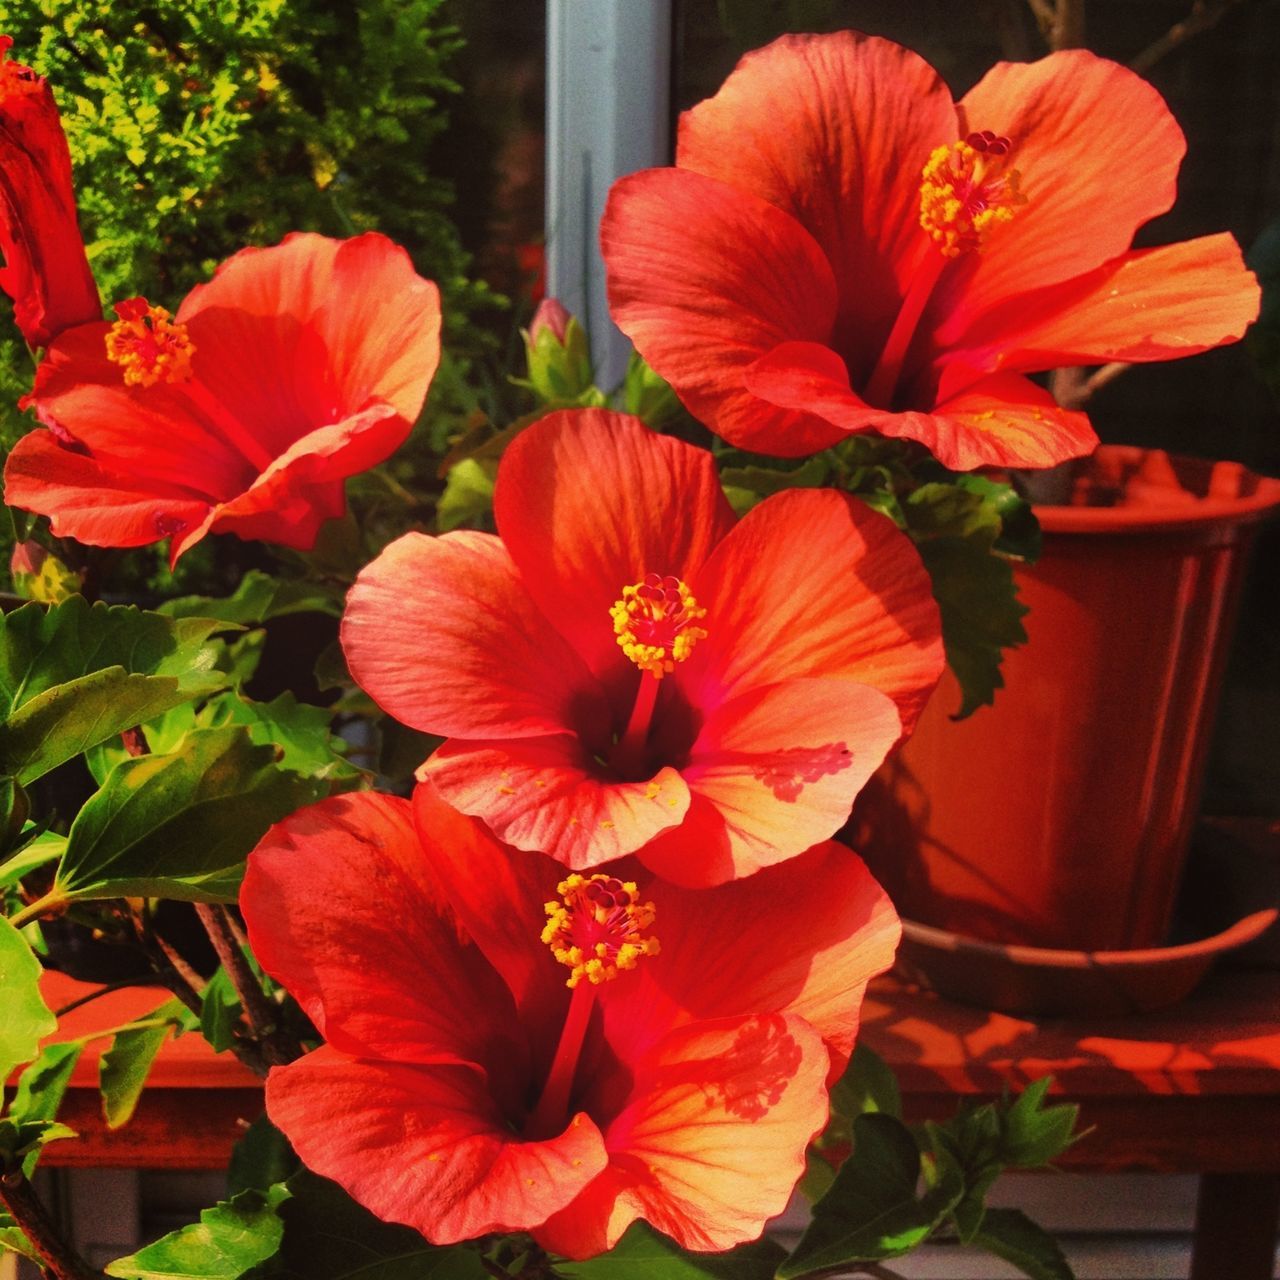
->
[919,131,1026,259]
[0,37,42,105]
[610,573,707,679]
[105,297,195,388]
[542,873,660,989]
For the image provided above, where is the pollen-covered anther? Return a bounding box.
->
[541,873,659,988]
[919,131,1026,258]
[105,297,196,388]
[610,572,707,678]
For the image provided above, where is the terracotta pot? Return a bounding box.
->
[854,446,1280,951]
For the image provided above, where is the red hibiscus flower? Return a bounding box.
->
[241,785,900,1256]
[0,36,100,350]
[342,408,942,886]
[4,232,441,563]
[602,32,1260,471]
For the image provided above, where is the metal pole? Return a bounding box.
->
[546,0,672,390]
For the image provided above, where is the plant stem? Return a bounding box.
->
[1130,0,1247,73]
[0,1169,105,1279]
[7,888,68,931]
[194,902,296,1068]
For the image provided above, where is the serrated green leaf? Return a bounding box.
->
[99,998,196,1130]
[0,597,228,782]
[918,535,1028,719]
[199,968,241,1053]
[267,1170,486,1279]
[1000,1078,1080,1168]
[159,571,341,624]
[559,1221,785,1278]
[0,1117,76,1171]
[105,1189,283,1279]
[55,726,318,903]
[953,475,1041,562]
[719,455,831,498]
[0,916,55,1081]
[779,1114,965,1277]
[89,693,363,794]
[972,1207,1075,1280]
[10,1041,83,1123]
[228,1116,296,1197]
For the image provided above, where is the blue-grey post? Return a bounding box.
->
[546,0,672,391]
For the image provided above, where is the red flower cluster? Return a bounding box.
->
[602,32,1260,470]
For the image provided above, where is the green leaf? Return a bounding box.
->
[779,1114,964,1278]
[1000,1078,1080,1168]
[0,1211,40,1262]
[720,455,831,501]
[105,1189,284,1279]
[437,457,497,532]
[228,1116,296,1197]
[0,916,55,1081]
[199,968,241,1053]
[830,1043,902,1122]
[54,726,318,904]
[267,1170,487,1279]
[10,1041,84,1123]
[972,1208,1075,1280]
[159,571,342,624]
[99,998,196,1129]
[0,597,228,782]
[89,693,363,795]
[0,831,65,891]
[918,535,1028,719]
[954,475,1041,562]
[560,1222,785,1278]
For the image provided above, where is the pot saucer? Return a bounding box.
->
[896,907,1278,1018]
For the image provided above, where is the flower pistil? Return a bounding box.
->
[542,873,659,989]
[105,297,195,388]
[919,130,1026,259]
[610,573,706,679]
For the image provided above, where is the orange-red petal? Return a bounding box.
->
[603,168,845,457]
[637,677,901,886]
[267,1047,607,1244]
[422,734,689,868]
[940,234,1261,372]
[343,530,609,741]
[241,792,524,1074]
[677,30,957,367]
[937,50,1186,326]
[493,410,736,689]
[537,1014,828,1258]
[682,488,943,734]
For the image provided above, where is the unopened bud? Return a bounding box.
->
[522,299,599,405]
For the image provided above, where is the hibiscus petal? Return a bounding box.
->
[181,231,441,442]
[4,428,212,550]
[267,1047,607,1244]
[494,410,736,687]
[602,167,846,456]
[677,30,957,368]
[19,323,256,499]
[637,677,900,886]
[880,370,1096,471]
[536,1014,828,1258]
[204,402,409,557]
[422,734,690,868]
[939,50,1186,322]
[343,529,607,740]
[940,234,1261,372]
[241,792,524,1074]
[684,488,943,733]
[613,841,899,1072]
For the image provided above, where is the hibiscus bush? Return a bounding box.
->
[0,20,1261,1280]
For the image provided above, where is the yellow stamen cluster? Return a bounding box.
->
[541,873,660,988]
[610,573,707,678]
[105,298,196,388]
[919,133,1026,258]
